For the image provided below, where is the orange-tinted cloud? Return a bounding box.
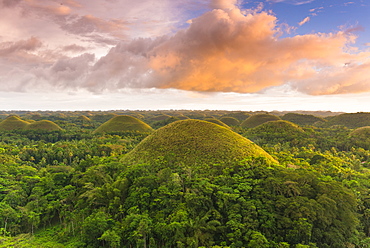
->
[1,2,370,96]
[142,8,366,94]
[298,16,310,26]
[210,0,238,9]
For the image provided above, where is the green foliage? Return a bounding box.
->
[220,117,240,126]
[203,118,231,128]
[0,116,30,131]
[324,112,370,128]
[24,120,63,131]
[1,111,370,248]
[244,120,308,147]
[93,115,153,134]
[282,113,326,126]
[241,114,281,128]
[124,119,277,166]
[222,111,251,121]
[350,126,370,150]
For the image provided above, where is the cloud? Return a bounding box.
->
[298,16,310,26]
[210,0,238,10]
[62,44,88,52]
[0,37,42,56]
[267,0,315,5]
[1,0,21,8]
[291,62,370,95]
[1,3,370,97]
[61,15,129,38]
[67,6,369,96]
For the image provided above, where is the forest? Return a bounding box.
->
[0,110,370,248]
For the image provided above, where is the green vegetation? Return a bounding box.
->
[203,118,231,128]
[241,113,281,128]
[0,110,370,247]
[93,115,153,134]
[324,112,370,128]
[0,116,30,131]
[220,116,240,126]
[245,120,307,146]
[222,111,251,121]
[125,119,276,165]
[350,126,370,149]
[24,120,63,131]
[282,113,326,126]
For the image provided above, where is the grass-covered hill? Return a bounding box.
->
[325,112,370,128]
[244,120,307,146]
[220,116,240,126]
[282,113,326,126]
[147,114,171,122]
[0,115,30,131]
[241,113,281,128]
[222,111,251,121]
[203,118,230,128]
[93,115,153,134]
[24,120,63,131]
[77,115,92,123]
[124,119,277,166]
[350,126,370,149]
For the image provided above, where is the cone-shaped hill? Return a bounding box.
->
[203,118,230,128]
[248,120,304,133]
[24,120,62,131]
[349,126,370,149]
[0,116,30,131]
[350,126,370,137]
[124,119,277,166]
[241,114,281,128]
[77,115,92,123]
[220,117,240,126]
[245,120,306,145]
[93,115,153,134]
[282,113,326,126]
[325,112,370,128]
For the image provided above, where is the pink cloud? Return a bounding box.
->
[0,37,42,56]
[298,16,310,26]
[0,2,369,97]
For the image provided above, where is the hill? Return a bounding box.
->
[245,120,307,146]
[222,111,251,121]
[282,113,326,126]
[124,119,277,166]
[325,112,370,128]
[76,115,92,123]
[241,114,281,128]
[350,126,370,149]
[203,118,230,128]
[0,116,30,131]
[24,120,63,131]
[220,116,240,126]
[93,115,153,134]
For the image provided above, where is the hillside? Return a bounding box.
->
[241,113,281,128]
[93,115,153,134]
[203,118,230,128]
[125,119,277,166]
[24,120,63,131]
[0,116,30,131]
[282,113,326,126]
[245,120,307,146]
[325,112,370,128]
[220,116,240,126]
[350,126,370,149]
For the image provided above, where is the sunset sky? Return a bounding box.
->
[0,0,369,112]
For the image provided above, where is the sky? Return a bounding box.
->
[0,0,369,112]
